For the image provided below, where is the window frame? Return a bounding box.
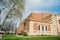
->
[45,26,47,31]
[42,25,44,31]
[38,25,40,30]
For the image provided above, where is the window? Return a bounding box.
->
[24,21,26,26]
[42,26,44,31]
[45,26,47,31]
[24,22,26,30]
[38,25,40,30]
[59,20,60,24]
[33,23,38,30]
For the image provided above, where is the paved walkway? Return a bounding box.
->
[0,34,2,40]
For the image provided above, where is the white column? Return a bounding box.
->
[40,25,42,33]
[44,25,46,33]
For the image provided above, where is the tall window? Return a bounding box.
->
[42,26,44,31]
[45,26,47,31]
[38,25,40,30]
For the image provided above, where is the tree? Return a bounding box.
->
[0,0,24,33]
[0,0,24,26]
[2,18,15,34]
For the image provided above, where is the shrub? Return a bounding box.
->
[41,34,44,36]
[18,32,28,36]
[18,33,22,35]
[22,32,28,36]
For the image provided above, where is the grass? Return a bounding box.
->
[2,35,60,40]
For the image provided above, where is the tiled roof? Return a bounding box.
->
[27,12,52,23]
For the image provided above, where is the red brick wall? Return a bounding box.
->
[16,23,24,34]
[16,21,30,34]
[25,21,29,30]
[33,23,38,30]
[48,25,51,31]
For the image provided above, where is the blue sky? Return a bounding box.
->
[23,0,60,19]
[0,0,60,27]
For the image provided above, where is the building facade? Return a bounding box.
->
[16,12,60,36]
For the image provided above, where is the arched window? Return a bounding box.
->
[38,25,40,30]
[42,26,44,31]
[45,26,47,31]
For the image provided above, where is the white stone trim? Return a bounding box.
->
[28,20,57,35]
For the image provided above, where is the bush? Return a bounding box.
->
[41,34,44,36]
[41,34,46,36]
[22,32,28,36]
[18,32,28,36]
[18,33,22,35]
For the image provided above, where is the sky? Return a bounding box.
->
[23,0,60,19]
[0,0,60,27]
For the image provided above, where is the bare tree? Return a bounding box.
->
[0,0,24,26]
[2,18,15,34]
[0,0,25,34]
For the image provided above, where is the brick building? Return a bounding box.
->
[16,12,60,35]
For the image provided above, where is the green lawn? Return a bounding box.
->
[2,35,60,40]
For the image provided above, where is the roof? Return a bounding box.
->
[26,12,52,23]
[20,12,56,24]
